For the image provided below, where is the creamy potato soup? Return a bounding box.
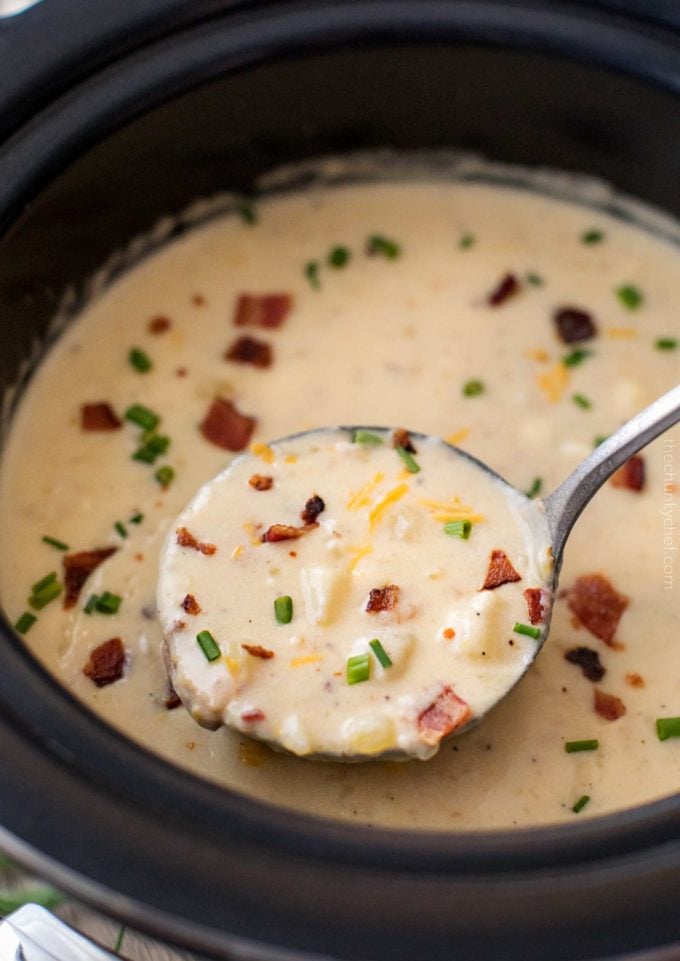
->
[0,170,678,829]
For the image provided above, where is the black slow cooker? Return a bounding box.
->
[0,2,678,959]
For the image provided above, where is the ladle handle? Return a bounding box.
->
[544,384,680,570]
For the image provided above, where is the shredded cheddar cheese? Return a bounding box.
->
[250,442,275,464]
[242,523,263,547]
[525,348,550,363]
[347,543,373,574]
[284,453,298,464]
[230,544,245,560]
[290,654,324,668]
[537,362,569,402]
[347,471,385,510]
[420,495,483,524]
[446,428,471,446]
[369,483,409,529]
[606,326,637,339]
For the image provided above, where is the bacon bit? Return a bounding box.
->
[625,672,645,688]
[176,367,188,377]
[200,397,256,452]
[172,619,187,632]
[63,547,117,608]
[165,683,182,710]
[176,527,217,556]
[289,550,297,558]
[249,474,274,491]
[241,708,265,722]
[81,403,122,431]
[366,584,400,614]
[262,523,312,543]
[242,644,275,660]
[83,637,126,687]
[594,688,626,721]
[234,293,293,329]
[148,315,171,335]
[393,428,416,453]
[225,335,273,368]
[181,594,201,616]
[443,628,456,640]
[192,293,206,307]
[567,573,629,646]
[488,273,520,307]
[446,428,470,446]
[481,550,521,591]
[300,494,325,524]
[537,362,569,402]
[564,646,606,682]
[418,686,473,746]
[523,587,548,625]
[611,455,645,492]
[554,307,597,343]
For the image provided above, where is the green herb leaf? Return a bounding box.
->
[129,347,152,373]
[462,379,485,397]
[133,434,170,464]
[304,260,321,289]
[513,621,541,640]
[352,429,383,445]
[42,535,69,551]
[14,611,37,634]
[129,513,144,524]
[114,521,127,539]
[236,202,257,225]
[443,519,472,539]
[396,445,420,474]
[328,245,351,268]
[616,284,643,311]
[155,465,175,488]
[197,630,221,662]
[29,579,63,610]
[655,337,677,351]
[125,404,160,431]
[656,717,680,741]
[525,271,544,287]
[594,434,609,447]
[459,233,476,250]
[563,348,593,368]
[274,595,293,625]
[84,594,99,615]
[572,794,591,813]
[581,229,604,245]
[347,652,371,685]
[525,477,543,499]
[366,234,401,259]
[565,739,599,753]
[31,571,57,594]
[572,393,592,410]
[95,591,122,615]
[369,639,393,668]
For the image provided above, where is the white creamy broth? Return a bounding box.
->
[0,175,678,829]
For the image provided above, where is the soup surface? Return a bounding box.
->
[1,173,678,829]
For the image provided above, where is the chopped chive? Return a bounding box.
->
[347,652,370,685]
[563,348,593,368]
[565,739,599,753]
[31,571,57,594]
[114,521,127,539]
[656,717,680,741]
[129,346,152,373]
[369,639,393,668]
[29,580,63,610]
[581,229,604,245]
[525,477,543,499]
[655,337,677,351]
[443,519,472,539]
[513,621,541,640]
[328,245,351,268]
[42,535,69,551]
[459,233,476,250]
[525,271,544,287]
[366,234,401,259]
[572,393,592,410]
[352,429,383,445]
[572,794,591,814]
[83,594,99,615]
[125,404,160,431]
[133,434,170,463]
[129,513,144,524]
[462,379,485,397]
[236,202,257,225]
[594,434,609,447]
[616,284,643,310]
[274,595,293,625]
[197,630,221,662]
[95,591,122,615]
[304,260,321,289]
[396,445,420,474]
[155,465,175,488]
[14,611,37,634]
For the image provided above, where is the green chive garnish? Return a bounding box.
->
[581,229,604,245]
[513,622,541,640]
[352,429,383,445]
[572,794,591,813]
[616,284,643,310]
[347,653,370,685]
[14,611,37,634]
[29,579,63,610]
[274,595,293,625]
[563,348,593,368]
[42,535,69,551]
[32,571,57,594]
[304,260,321,289]
[369,639,392,668]
[459,233,476,250]
[444,519,472,539]
[565,739,599,753]
[129,347,152,373]
[656,717,680,741]
[525,477,543,499]
[328,245,351,268]
[396,445,420,474]
[114,521,127,538]
[525,272,544,287]
[155,465,175,488]
[572,393,592,410]
[462,379,485,397]
[125,404,160,431]
[133,434,170,464]
[83,594,99,615]
[129,513,144,524]
[594,434,609,447]
[366,234,401,259]
[236,202,257,225]
[96,591,122,615]
[655,337,677,351]
[197,630,221,662]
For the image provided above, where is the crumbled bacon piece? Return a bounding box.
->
[564,646,606,682]
[392,428,416,453]
[554,307,597,343]
[241,644,275,659]
[225,335,273,368]
[625,672,645,688]
[487,273,520,307]
[200,397,256,452]
[523,587,548,625]
[481,550,521,590]
[165,683,182,710]
[176,527,217,555]
[63,547,117,608]
[611,455,645,492]
[148,315,171,335]
[233,293,293,329]
[241,708,266,722]
[418,686,472,746]
[261,524,309,542]
[81,403,122,431]
[567,573,629,646]
[249,474,274,491]
[83,638,126,687]
[594,688,626,721]
[300,494,325,524]
[192,293,206,307]
[366,584,400,614]
[181,593,201,616]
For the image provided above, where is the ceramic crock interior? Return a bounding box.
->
[0,31,679,961]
